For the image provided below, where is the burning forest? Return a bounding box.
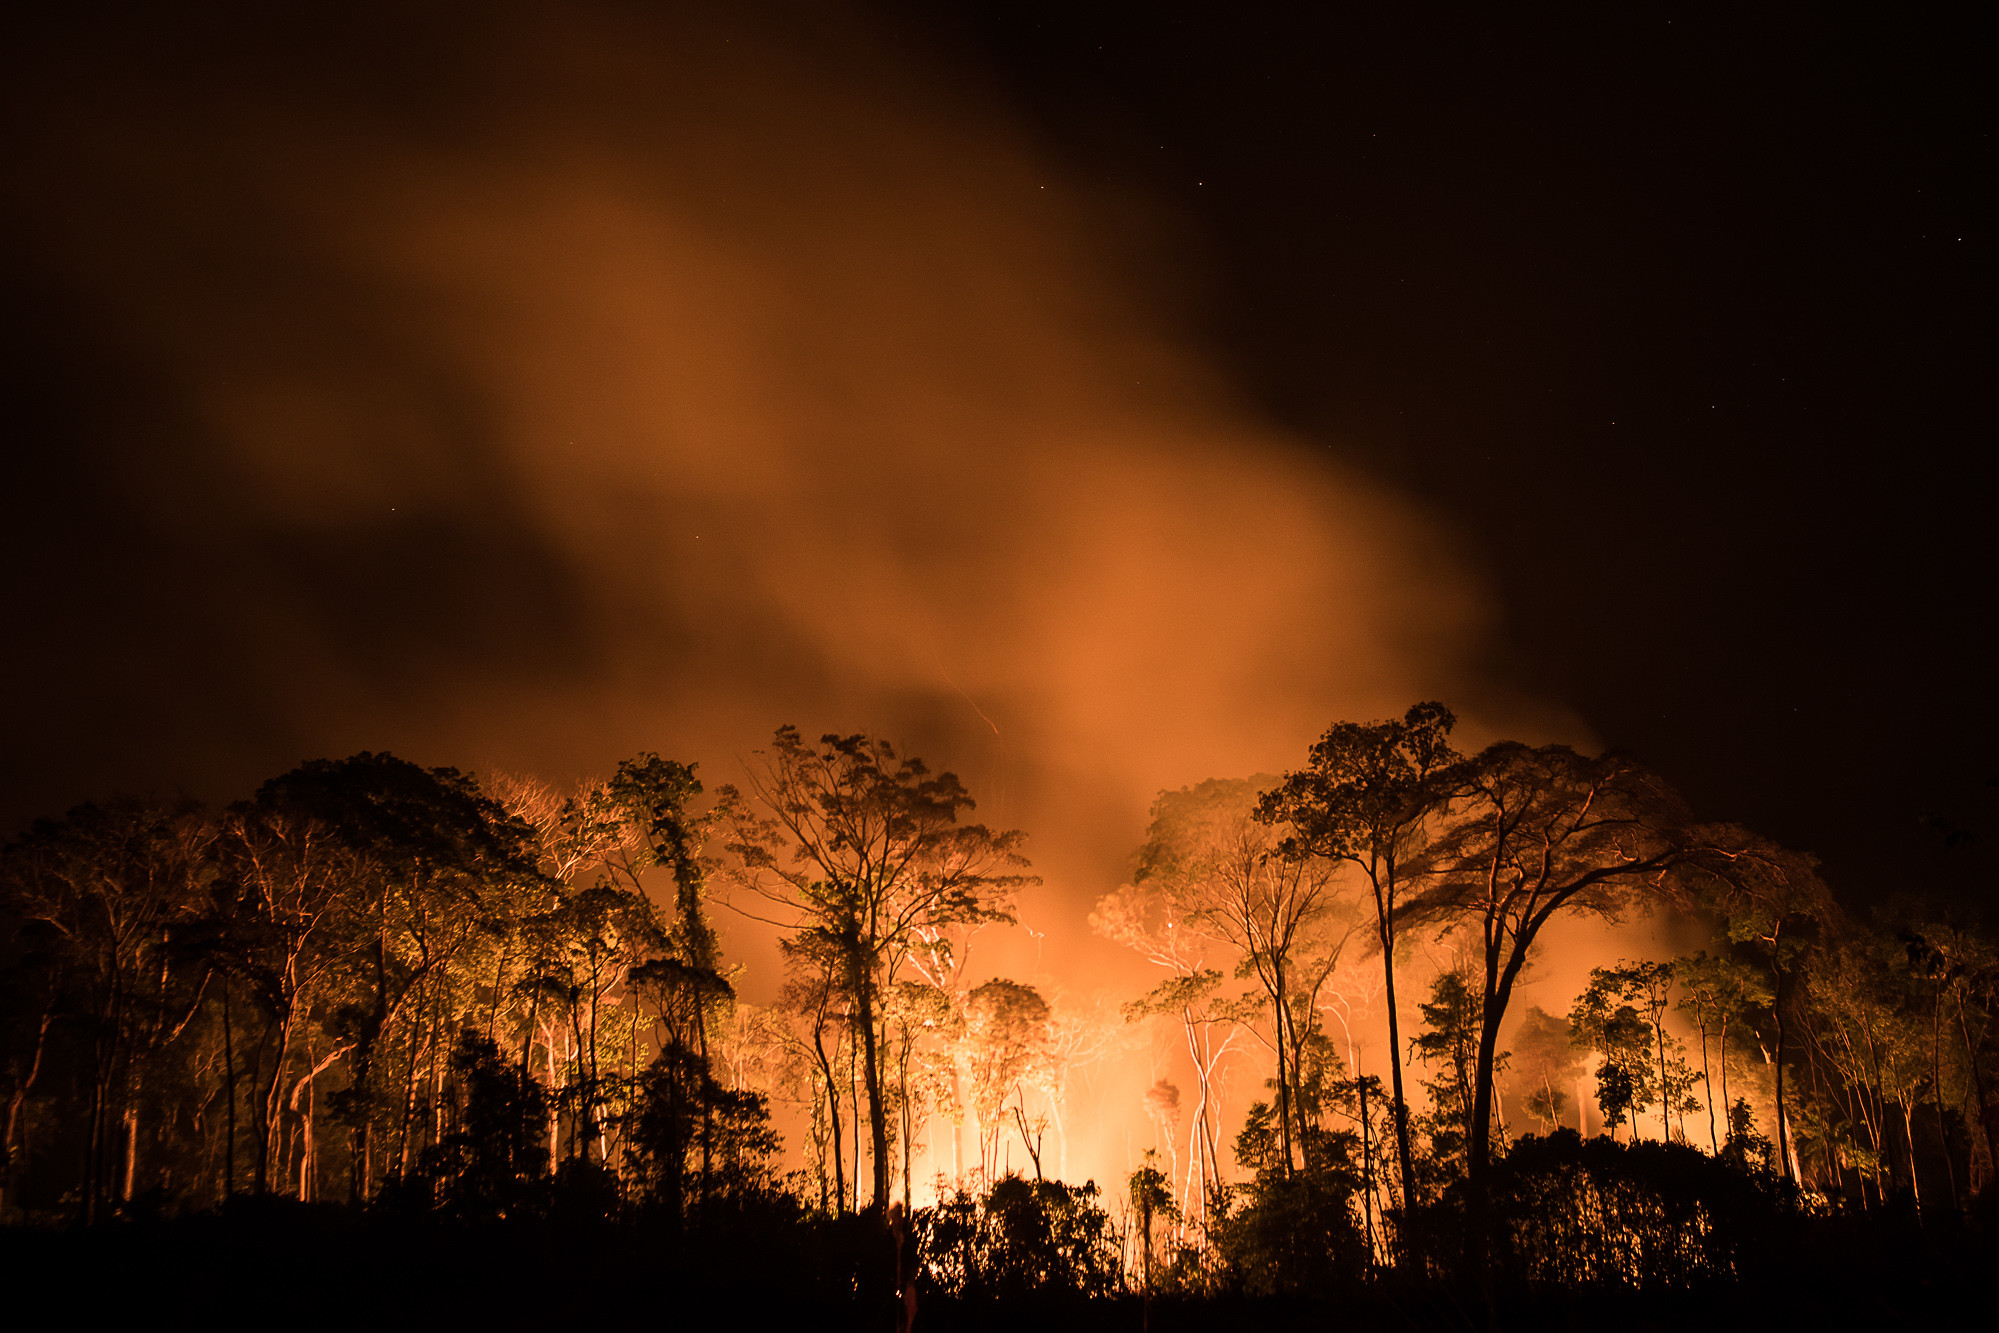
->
[2,711,1994,1326]
[0,3,1988,1329]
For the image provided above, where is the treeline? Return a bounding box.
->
[2,709,1996,1312]
[0,728,1064,1239]
[1093,703,1999,1295]
[0,748,767,1225]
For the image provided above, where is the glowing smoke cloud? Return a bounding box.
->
[3,3,1578,1191]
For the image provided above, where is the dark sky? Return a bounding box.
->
[906,3,1994,903]
[1,3,1990,910]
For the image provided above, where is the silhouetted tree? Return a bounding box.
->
[1125,777,1356,1185]
[962,979,1051,1181]
[1571,972,1658,1142]
[1410,964,1501,1188]
[409,1029,549,1220]
[917,1173,1119,1300]
[0,798,212,1220]
[719,728,1031,1213]
[626,1040,779,1224]
[1676,951,1768,1154]
[1257,702,1463,1239]
[1410,742,1736,1273]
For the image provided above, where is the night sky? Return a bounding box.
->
[2,3,1990,913]
[914,4,1994,903]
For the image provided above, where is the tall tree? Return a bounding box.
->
[1257,702,1461,1227]
[250,753,542,1201]
[1695,845,1833,1185]
[1676,951,1768,1154]
[1901,915,1999,1197]
[1127,778,1354,1181]
[1410,742,1723,1273]
[961,979,1053,1180]
[0,798,212,1220]
[207,802,362,1196]
[1409,963,1501,1187]
[1569,977,1657,1141]
[1092,868,1238,1222]
[718,728,1031,1213]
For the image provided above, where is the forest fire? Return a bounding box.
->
[0,3,1987,1327]
[0,711,1985,1293]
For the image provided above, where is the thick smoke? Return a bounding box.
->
[3,7,1588,1185]
[5,5,1519,893]
[0,0,1591,1191]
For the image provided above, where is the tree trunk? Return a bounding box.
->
[1375,889,1417,1221]
[0,1010,53,1217]
[900,1035,913,1209]
[1717,1014,1730,1143]
[122,1100,139,1203]
[255,1010,296,1195]
[1902,1099,1923,1213]
[1932,994,1957,1211]
[810,1017,844,1212]
[1358,1072,1377,1268]
[1698,1015,1717,1153]
[1272,962,1295,1177]
[1957,993,1999,1183]
[1464,937,1514,1287]
[1771,951,1795,1185]
[1655,995,1672,1143]
[221,978,237,1201]
[848,1022,863,1206]
[854,967,890,1212]
[949,1063,964,1183]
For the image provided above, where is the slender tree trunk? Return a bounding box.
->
[1273,963,1294,1177]
[1465,936,1513,1286]
[1655,994,1672,1143]
[949,1063,964,1184]
[1717,1014,1731,1142]
[1374,877,1417,1220]
[122,1099,139,1203]
[1771,953,1795,1185]
[810,1017,844,1212]
[255,1011,296,1195]
[850,1027,864,1208]
[1,1010,53,1217]
[1359,1072,1377,1268]
[1932,994,1957,1211]
[856,971,890,1212]
[1181,1008,1222,1218]
[899,1036,913,1210]
[694,992,713,1200]
[1957,994,1999,1184]
[221,978,237,1201]
[487,941,510,1046]
[1698,1015,1717,1153]
[547,1026,563,1164]
[300,1040,317,1203]
[395,993,427,1178]
[1902,1099,1923,1213]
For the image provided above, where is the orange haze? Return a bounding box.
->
[5,4,1605,1196]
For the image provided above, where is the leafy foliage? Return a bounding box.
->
[916,1174,1120,1300]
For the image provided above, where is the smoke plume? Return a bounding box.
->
[0,5,1534,992]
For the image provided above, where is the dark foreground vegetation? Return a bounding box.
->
[4,708,1997,1326]
[1,1165,1989,1330]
